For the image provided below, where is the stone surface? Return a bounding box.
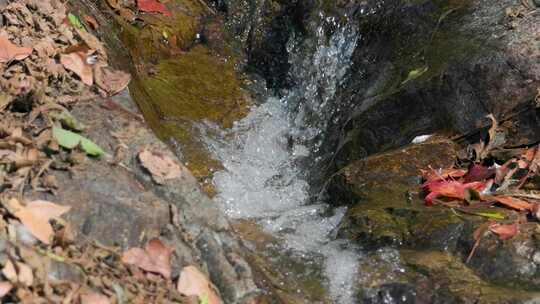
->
[358,249,540,304]
[329,0,539,169]
[332,141,540,303]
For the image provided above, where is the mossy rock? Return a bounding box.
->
[105,1,251,185]
[358,249,540,303]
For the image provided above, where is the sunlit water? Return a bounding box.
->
[203,17,360,303]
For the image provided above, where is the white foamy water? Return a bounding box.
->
[203,19,360,303]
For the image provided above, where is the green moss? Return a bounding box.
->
[141,46,248,127]
[107,2,250,185]
[401,250,540,302]
[128,44,251,183]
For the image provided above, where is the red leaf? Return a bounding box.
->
[463,164,495,182]
[489,223,518,240]
[421,168,467,186]
[137,0,172,16]
[424,180,485,206]
[486,196,532,211]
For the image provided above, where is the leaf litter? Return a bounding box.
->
[419,114,540,261]
[0,1,221,302]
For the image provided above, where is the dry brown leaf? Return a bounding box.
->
[0,34,32,63]
[138,149,183,184]
[487,195,532,211]
[121,238,173,279]
[94,65,131,95]
[177,266,221,304]
[2,261,33,286]
[489,223,518,240]
[14,200,71,244]
[17,262,33,287]
[60,51,93,86]
[80,292,110,304]
[83,15,99,30]
[0,281,13,298]
[2,260,17,283]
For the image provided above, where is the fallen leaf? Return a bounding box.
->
[472,211,505,220]
[421,167,467,186]
[13,200,71,244]
[463,164,495,182]
[68,13,84,29]
[94,65,131,95]
[0,281,12,297]
[424,180,485,206]
[80,292,110,304]
[138,149,183,184]
[83,15,99,30]
[137,0,172,16]
[0,35,32,63]
[52,126,105,157]
[467,222,490,263]
[60,51,93,86]
[487,195,532,211]
[17,262,33,287]
[489,223,518,240]
[177,266,221,304]
[2,261,33,286]
[2,261,17,283]
[121,238,173,279]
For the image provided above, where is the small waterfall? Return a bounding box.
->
[203,14,360,303]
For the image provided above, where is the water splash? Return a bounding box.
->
[203,18,360,303]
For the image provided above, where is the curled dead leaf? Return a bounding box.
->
[2,260,33,287]
[13,200,71,245]
[121,238,173,279]
[0,35,32,63]
[487,195,532,211]
[424,180,485,206]
[94,65,130,96]
[489,223,518,240]
[177,266,221,304]
[0,281,12,298]
[138,149,183,184]
[60,51,93,86]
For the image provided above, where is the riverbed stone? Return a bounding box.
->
[332,139,540,294]
[327,0,540,169]
[357,248,540,303]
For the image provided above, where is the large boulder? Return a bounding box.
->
[328,139,540,299]
[328,0,539,168]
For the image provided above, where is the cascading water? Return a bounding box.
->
[203,14,360,303]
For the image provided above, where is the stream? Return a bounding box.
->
[202,15,362,303]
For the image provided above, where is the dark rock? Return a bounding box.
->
[357,248,540,303]
[332,140,540,290]
[326,0,539,170]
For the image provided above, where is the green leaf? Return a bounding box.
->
[67,13,84,29]
[473,211,505,220]
[199,294,209,304]
[402,66,428,84]
[50,110,86,131]
[52,127,104,157]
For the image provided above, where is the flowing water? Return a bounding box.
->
[203,15,361,303]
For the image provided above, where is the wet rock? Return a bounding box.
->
[333,140,467,251]
[332,140,540,290]
[221,0,298,89]
[328,138,457,206]
[458,221,540,288]
[357,248,540,303]
[328,0,539,169]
